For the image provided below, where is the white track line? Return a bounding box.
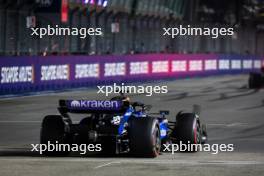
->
[0,158,263,166]
[207,123,249,127]
[119,160,264,165]
[94,161,121,169]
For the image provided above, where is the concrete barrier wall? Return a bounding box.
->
[0,54,263,95]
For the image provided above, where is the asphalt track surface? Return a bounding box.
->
[0,75,264,176]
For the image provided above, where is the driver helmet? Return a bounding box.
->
[111,95,131,107]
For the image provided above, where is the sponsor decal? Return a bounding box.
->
[70,100,80,107]
[130,61,149,75]
[243,60,253,69]
[0,55,262,95]
[253,60,261,69]
[189,60,203,71]
[172,60,187,72]
[1,66,34,84]
[172,61,187,72]
[205,60,217,70]
[231,60,241,69]
[41,64,69,81]
[104,62,126,76]
[218,60,230,70]
[152,61,169,73]
[67,100,122,110]
[160,129,167,137]
[111,115,122,125]
[75,64,99,78]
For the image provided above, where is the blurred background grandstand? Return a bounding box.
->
[0,0,263,56]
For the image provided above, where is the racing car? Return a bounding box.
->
[248,67,264,89]
[40,94,208,157]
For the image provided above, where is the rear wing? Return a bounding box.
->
[58,100,125,114]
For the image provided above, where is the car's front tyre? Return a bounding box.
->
[249,73,262,89]
[172,113,202,152]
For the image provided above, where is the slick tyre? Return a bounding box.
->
[77,117,93,144]
[40,115,71,156]
[100,138,116,157]
[249,73,262,89]
[174,113,201,152]
[129,118,161,158]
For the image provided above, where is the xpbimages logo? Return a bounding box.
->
[31,141,102,155]
[30,25,102,38]
[163,142,234,154]
[163,25,234,39]
[97,83,168,96]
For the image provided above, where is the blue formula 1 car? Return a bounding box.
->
[40,94,208,157]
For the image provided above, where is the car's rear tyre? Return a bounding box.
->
[77,117,93,144]
[249,73,262,89]
[100,137,117,156]
[173,113,201,152]
[40,115,71,156]
[129,117,161,157]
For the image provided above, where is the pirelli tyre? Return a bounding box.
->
[173,113,201,152]
[249,73,262,89]
[40,115,71,156]
[78,117,94,144]
[129,117,161,158]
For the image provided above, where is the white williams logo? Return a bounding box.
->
[71,100,81,107]
[111,116,121,125]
